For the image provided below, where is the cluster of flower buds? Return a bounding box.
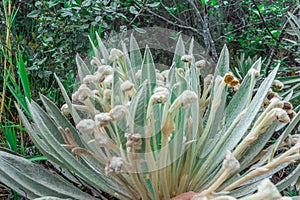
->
[262,90,296,123]
[125,133,142,151]
[105,156,124,174]
[76,119,95,134]
[83,64,113,85]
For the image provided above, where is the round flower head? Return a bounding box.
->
[109,105,127,120]
[223,150,240,172]
[76,119,95,134]
[178,90,198,109]
[230,79,239,87]
[95,113,112,126]
[195,60,206,69]
[120,80,134,92]
[181,55,193,63]
[77,84,92,102]
[224,73,235,84]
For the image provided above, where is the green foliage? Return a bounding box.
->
[1,35,300,199]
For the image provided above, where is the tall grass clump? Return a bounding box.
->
[0,33,300,200]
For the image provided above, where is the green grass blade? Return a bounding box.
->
[17,50,31,100]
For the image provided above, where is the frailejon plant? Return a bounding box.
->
[1,33,300,200]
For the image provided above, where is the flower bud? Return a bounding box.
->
[110,48,124,61]
[272,80,284,90]
[283,101,293,110]
[230,79,239,87]
[257,179,281,200]
[76,119,95,134]
[286,109,296,120]
[154,86,169,94]
[270,97,283,108]
[83,74,95,84]
[90,57,101,67]
[178,90,198,109]
[109,105,127,120]
[93,72,106,83]
[105,156,124,174]
[95,113,112,126]
[101,65,113,76]
[103,75,113,87]
[274,108,290,123]
[177,68,185,76]
[125,133,142,150]
[204,74,214,86]
[181,55,193,63]
[267,90,279,100]
[77,84,92,102]
[248,68,260,77]
[151,91,170,104]
[61,104,70,115]
[121,80,134,92]
[195,60,206,69]
[223,150,240,172]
